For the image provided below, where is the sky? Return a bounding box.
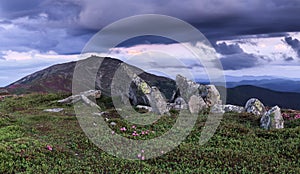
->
[1,0,300,86]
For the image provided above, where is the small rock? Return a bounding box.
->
[110,122,117,126]
[224,104,245,113]
[174,97,188,110]
[245,98,266,116]
[43,108,64,113]
[210,104,225,114]
[93,111,107,117]
[136,105,152,112]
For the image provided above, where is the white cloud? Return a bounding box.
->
[0,50,81,86]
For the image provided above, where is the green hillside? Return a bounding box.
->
[0,94,300,173]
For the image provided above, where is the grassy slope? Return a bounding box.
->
[0,94,300,173]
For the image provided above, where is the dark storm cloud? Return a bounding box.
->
[1,0,300,53]
[284,36,300,58]
[214,42,243,55]
[284,57,294,61]
[220,53,259,70]
[0,0,43,19]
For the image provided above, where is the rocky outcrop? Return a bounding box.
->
[114,64,168,115]
[245,98,266,116]
[260,106,284,129]
[175,74,222,114]
[176,75,203,102]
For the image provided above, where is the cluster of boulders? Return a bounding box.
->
[167,75,223,114]
[55,74,284,130]
[244,98,284,130]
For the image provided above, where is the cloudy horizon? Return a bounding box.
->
[1,0,300,86]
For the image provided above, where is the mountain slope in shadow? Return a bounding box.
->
[226,85,300,110]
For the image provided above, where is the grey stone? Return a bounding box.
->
[210,104,225,114]
[93,111,108,117]
[176,75,201,102]
[136,105,152,112]
[245,98,266,116]
[205,85,222,107]
[43,108,64,113]
[174,97,188,110]
[112,64,168,115]
[260,106,284,130]
[149,86,169,115]
[188,95,208,114]
[58,90,101,104]
[224,104,245,113]
[110,122,117,126]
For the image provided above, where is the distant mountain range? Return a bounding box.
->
[197,76,300,93]
[226,79,300,93]
[225,85,300,110]
[3,56,300,109]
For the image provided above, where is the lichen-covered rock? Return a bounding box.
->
[260,106,284,130]
[245,98,266,116]
[188,95,208,114]
[205,85,222,107]
[224,104,245,113]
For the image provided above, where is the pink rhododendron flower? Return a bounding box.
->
[132,125,136,129]
[120,127,126,131]
[132,132,139,136]
[46,145,53,151]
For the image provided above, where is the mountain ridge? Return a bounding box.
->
[4,56,300,110]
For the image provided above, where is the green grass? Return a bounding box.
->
[0,94,299,173]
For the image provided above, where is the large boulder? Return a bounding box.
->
[245,98,266,116]
[176,75,201,102]
[149,86,169,115]
[205,85,222,107]
[260,106,284,130]
[188,95,208,114]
